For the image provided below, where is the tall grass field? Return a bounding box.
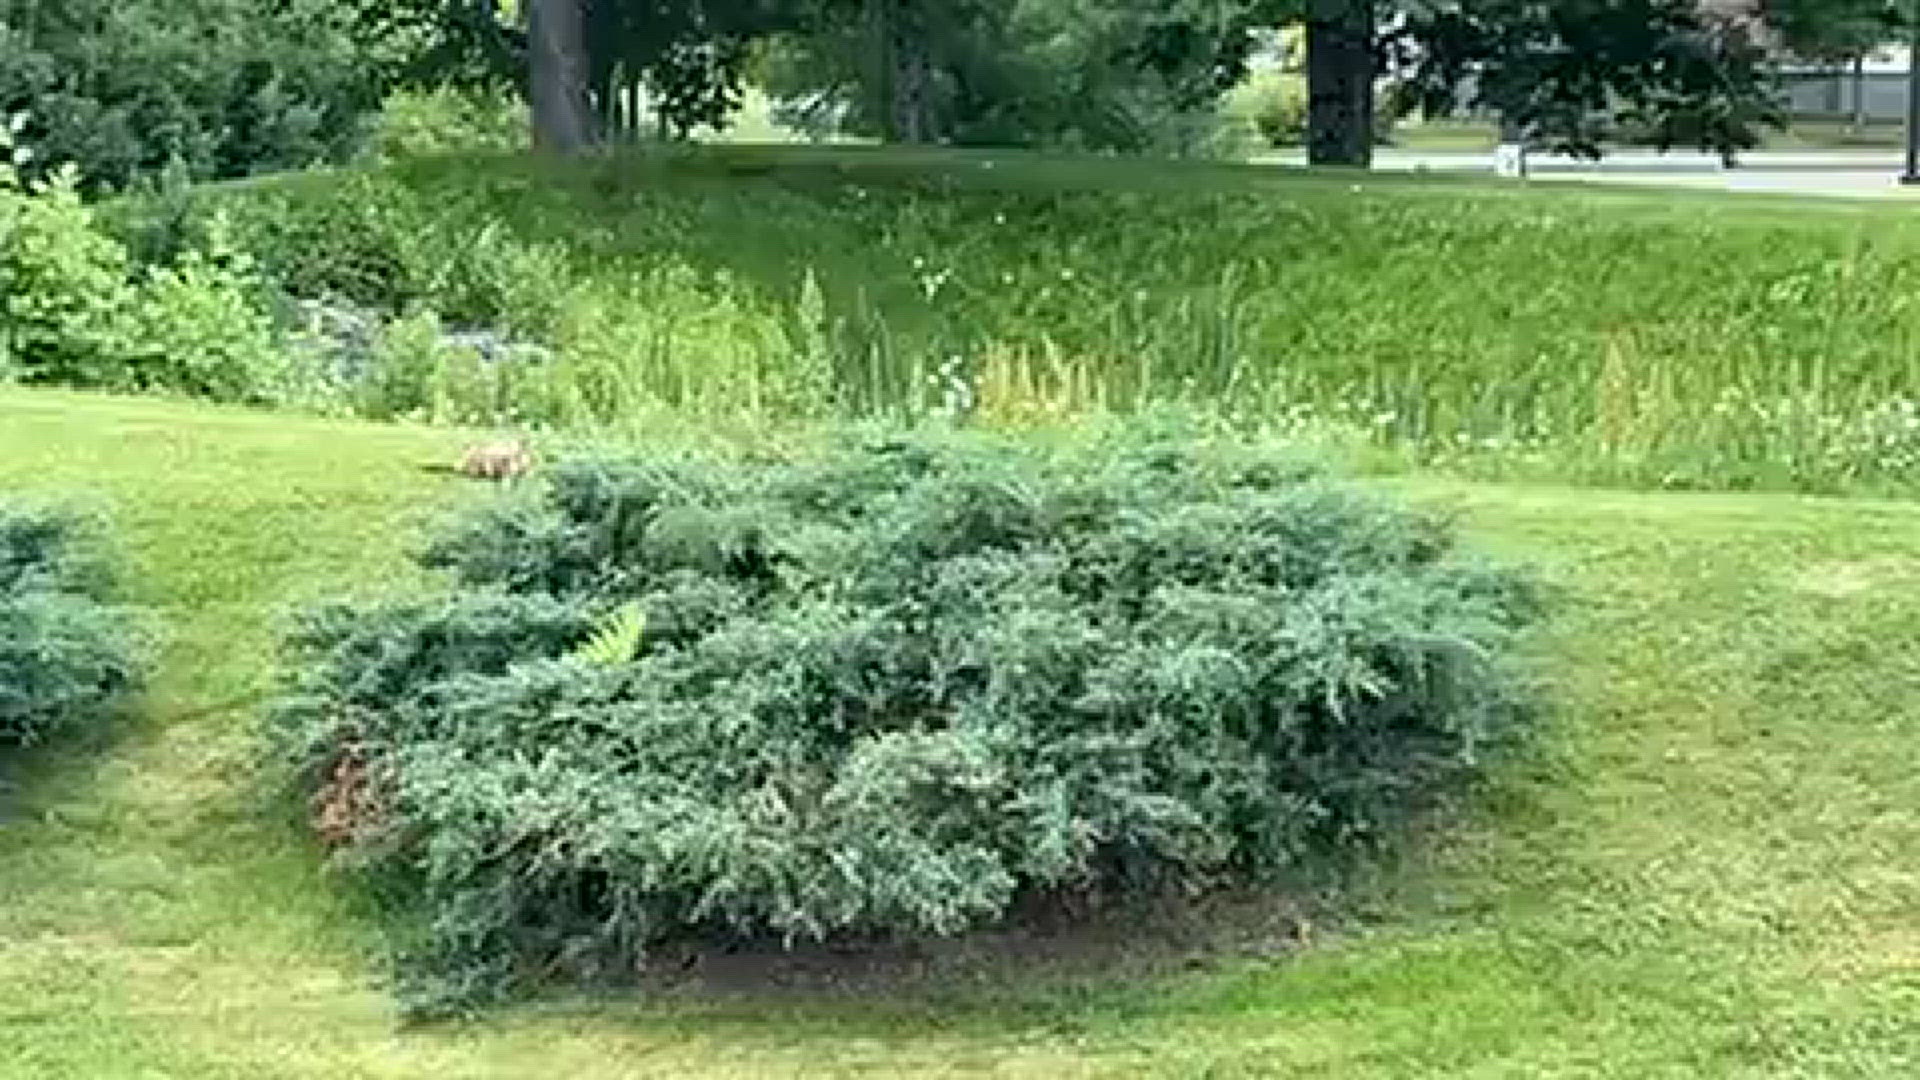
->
[139,147,1920,496]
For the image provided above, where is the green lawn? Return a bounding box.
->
[2,389,1917,1077]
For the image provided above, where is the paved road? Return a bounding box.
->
[1256,149,1920,199]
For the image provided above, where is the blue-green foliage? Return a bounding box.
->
[0,504,145,747]
[269,425,1540,1013]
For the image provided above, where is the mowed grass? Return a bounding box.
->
[190,146,1920,494]
[2,389,1918,1077]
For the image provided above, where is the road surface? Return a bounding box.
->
[1255,149,1920,199]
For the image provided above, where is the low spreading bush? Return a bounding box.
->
[0,504,145,747]
[268,423,1541,1013]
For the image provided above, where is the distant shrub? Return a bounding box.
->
[166,170,830,429]
[1224,70,1309,148]
[208,169,575,337]
[268,423,1541,1013]
[369,89,529,162]
[1223,70,1401,149]
[127,213,285,402]
[0,504,145,747]
[209,172,441,315]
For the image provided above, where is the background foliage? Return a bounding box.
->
[0,0,384,191]
[0,162,294,403]
[268,422,1539,1013]
[756,0,1284,153]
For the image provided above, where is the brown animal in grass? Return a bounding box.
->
[460,438,533,480]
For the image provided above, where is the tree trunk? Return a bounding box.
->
[894,42,932,144]
[1307,0,1374,167]
[528,0,595,153]
[1851,55,1867,130]
[868,0,931,144]
[865,0,894,141]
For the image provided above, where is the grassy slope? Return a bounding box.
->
[193,146,1920,495]
[1,389,1916,1077]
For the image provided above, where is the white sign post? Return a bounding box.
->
[1495,115,1528,179]
[1494,141,1528,179]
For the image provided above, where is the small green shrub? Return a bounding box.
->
[1223,70,1401,149]
[128,214,283,403]
[0,504,146,747]
[369,89,529,163]
[354,307,455,421]
[214,171,440,313]
[0,159,292,403]
[1224,69,1309,148]
[269,423,1540,1013]
[0,164,138,387]
[209,169,570,332]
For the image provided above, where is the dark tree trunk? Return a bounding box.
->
[868,0,932,144]
[1851,55,1867,130]
[893,42,931,144]
[528,0,595,153]
[1307,0,1374,167]
[596,67,618,137]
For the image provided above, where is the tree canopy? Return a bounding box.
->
[0,0,381,188]
[1759,0,1902,61]
[491,1,1823,164]
[1391,0,1784,163]
[21,0,1887,185]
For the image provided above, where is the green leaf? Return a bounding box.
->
[570,600,646,666]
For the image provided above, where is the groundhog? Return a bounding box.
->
[459,437,533,480]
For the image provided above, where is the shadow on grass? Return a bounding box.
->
[394,882,1332,1039]
[622,885,1313,1003]
[0,701,142,832]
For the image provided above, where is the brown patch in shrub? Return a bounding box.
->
[312,737,385,851]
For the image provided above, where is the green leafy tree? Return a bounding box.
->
[757,0,1288,151]
[528,0,595,150]
[1762,0,1904,128]
[1392,0,1783,164]
[381,0,1825,163]
[368,0,798,148]
[1308,0,1374,164]
[0,0,381,188]
[1759,0,1900,61]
